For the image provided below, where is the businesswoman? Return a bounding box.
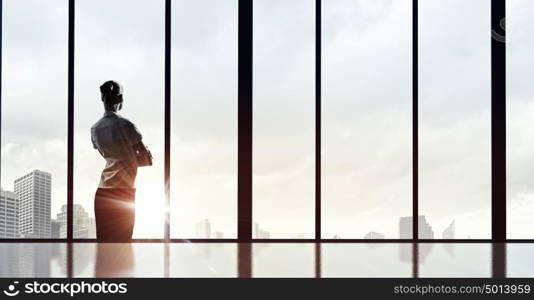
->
[91,80,152,241]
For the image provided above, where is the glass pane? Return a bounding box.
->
[507,0,534,238]
[170,0,238,238]
[253,0,315,238]
[74,0,165,238]
[322,244,412,277]
[322,0,412,238]
[419,0,491,239]
[1,0,68,239]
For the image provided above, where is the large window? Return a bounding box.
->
[419,0,491,239]
[170,0,238,238]
[507,0,534,239]
[0,0,520,242]
[252,0,316,239]
[1,0,68,239]
[322,0,412,239]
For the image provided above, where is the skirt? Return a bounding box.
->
[94,188,136,241]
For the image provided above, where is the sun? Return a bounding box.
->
[132,182,166,238]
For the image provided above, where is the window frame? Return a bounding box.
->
[0,0,509,244]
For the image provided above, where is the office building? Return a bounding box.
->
[56,204,95,238]
[399,215,434,239]
[195,219,211,238]
[51,219,61,239]
[15,170,51,238]
[254,223,270,239]
[364,231,385,239]
[443,220,455,239]
[0,188,19,238]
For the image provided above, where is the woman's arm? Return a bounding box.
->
[133,141,153,167]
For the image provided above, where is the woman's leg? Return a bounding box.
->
[94,188,136,241]
[94,188,108,241]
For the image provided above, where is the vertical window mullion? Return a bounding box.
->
[164,0,171,241]
[238,0,253,241]
[0,0,2,200]
[67,0,75,242]
[315,0,321,240]
[67,0,75,277]
[491,0,506,242]
[413,0,419,241]
[490,0,507,277]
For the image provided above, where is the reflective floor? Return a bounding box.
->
[0,243,529,278]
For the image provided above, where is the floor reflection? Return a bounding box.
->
[170,243,237,277]
[0,242,520,278]
[253,244,315,277]
[74,243,164,277]
[507,244,534,277]
[95,243,135,277]
[418,244,492,277]
[0,243,65,277]
[323,244,413,277]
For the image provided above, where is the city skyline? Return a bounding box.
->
[1,169,463,240]
[1,169,96,239]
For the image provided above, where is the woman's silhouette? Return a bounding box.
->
[91,80,152,241]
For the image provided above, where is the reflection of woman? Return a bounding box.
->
[95,243,135,277]
[91,80,152,241]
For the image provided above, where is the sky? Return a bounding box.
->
[253,0,315,238]
[418,0,492,238]
[507,0,534,238]
[170,0,238,238]
[1,0,533,239]
[322,0,412,238]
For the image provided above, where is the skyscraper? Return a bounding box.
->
[399,215,434,264]
[56,204,95,238]
[0,188,19,238]
[51,219,61,239]
[14,170,51,238]
[86,217,96,238]
[254,223,270,239]
[195,219,211,238]
[364,231,385,239]
[442,220,455,239]
[399,215,434,239]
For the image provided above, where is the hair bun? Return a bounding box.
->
[100,80,122,96]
